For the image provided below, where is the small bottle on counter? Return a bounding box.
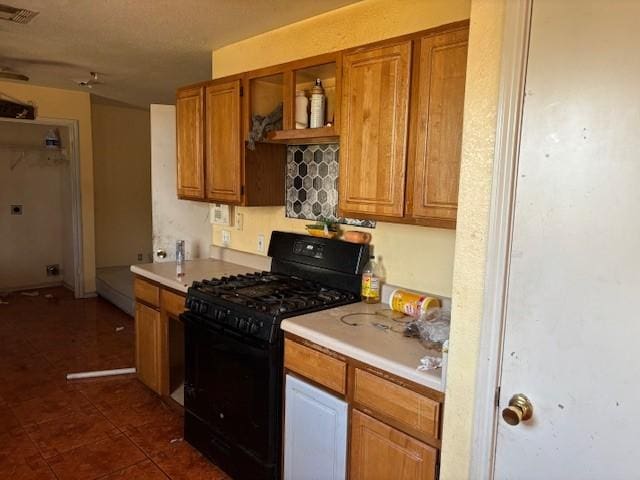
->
[310,78,325,128]
[176,240,186,277]
[361,255,385,304]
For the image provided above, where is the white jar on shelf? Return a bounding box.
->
[295,90,309,129]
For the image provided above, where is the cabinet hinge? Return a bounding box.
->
[240,86,244,97]
[495,385,501,408]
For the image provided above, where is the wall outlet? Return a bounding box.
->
[10,205,23,215]
[222,230,231,247]
[235,212,243,231]
[46,264,60,276]
[257,234,265,253]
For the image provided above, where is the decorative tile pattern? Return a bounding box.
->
[285,144,376,228]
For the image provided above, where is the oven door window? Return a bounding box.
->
[185,315,281,463]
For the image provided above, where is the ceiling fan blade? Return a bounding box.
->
[0,56,82,69]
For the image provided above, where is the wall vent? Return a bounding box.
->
[0,3,39,24]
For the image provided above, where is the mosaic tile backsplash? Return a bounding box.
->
[285,144,376,228]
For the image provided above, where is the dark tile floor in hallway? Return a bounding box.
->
[0,287,229,480]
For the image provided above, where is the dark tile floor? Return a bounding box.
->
[0,287,229,480]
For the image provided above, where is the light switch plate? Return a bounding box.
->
[235,212,243,231]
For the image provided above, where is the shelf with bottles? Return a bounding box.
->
[267,54,341,145]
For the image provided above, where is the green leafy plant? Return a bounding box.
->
[306,217,338,232]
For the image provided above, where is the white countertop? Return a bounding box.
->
[281,302,445,392]
[130,259,258,293]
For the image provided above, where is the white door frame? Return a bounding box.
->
[0,116,85,298]
[468,1,533,478]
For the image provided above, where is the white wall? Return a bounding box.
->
[150,104,211,262]
[92,97,153,267]
[0,122,73,290]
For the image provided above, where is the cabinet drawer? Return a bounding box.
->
[353,368,440,439]
[134,278,160,307]
[161,289,186,318]
[284,340,346,394]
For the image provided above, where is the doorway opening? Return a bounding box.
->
[0,117,84,298]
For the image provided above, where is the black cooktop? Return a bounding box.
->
[192,271,357,316]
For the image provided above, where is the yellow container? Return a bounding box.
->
[390,289,440,317]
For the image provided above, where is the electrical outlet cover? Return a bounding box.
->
[222,230,231,247]
[257,234,265,253]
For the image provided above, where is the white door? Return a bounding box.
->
[494,1,640,478]
[150,105,211,263]
[284,374,348,480]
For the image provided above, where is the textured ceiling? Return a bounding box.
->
[0,0,360,107]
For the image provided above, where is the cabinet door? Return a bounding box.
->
[205,80,243,204]
[339,41,412,219]
[406,28,468,228]
[350,410,437,480]
[135,302,161,394]
[176,85,205,199]
[284,375,348,480]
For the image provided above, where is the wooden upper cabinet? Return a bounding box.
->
[350,410,437,480]
[406,27,469,228]
[176,85,205,200]
[339,41,412,219]
[205,80,243,204]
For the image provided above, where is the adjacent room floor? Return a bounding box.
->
[0,287,229,480]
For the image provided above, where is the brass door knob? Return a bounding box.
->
[156,249,167,259]
[502,393,533,426]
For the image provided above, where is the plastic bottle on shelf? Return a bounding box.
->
[310,78,325,128]
[361,255,385,304]
[295,90,309,129]
[44,129,60,149]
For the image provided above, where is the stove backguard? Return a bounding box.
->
[268,231,369,294]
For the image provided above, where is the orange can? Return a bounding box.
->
[390,289,441,317]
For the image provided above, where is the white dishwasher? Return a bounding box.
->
[284,374,348,480]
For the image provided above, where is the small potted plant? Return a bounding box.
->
[305,218,339,239]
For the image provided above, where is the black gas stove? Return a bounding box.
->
[186,272,358,343]
[181,231,369,480]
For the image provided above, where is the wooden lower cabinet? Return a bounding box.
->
[134,277,186,396]
[135,302,161,394]
[350,410,437,480]
[283,337,443,479]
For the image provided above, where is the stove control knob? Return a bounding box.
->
[237,318,246,330]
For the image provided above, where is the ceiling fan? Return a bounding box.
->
[75,71,102,89]
[0,66,29,81]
